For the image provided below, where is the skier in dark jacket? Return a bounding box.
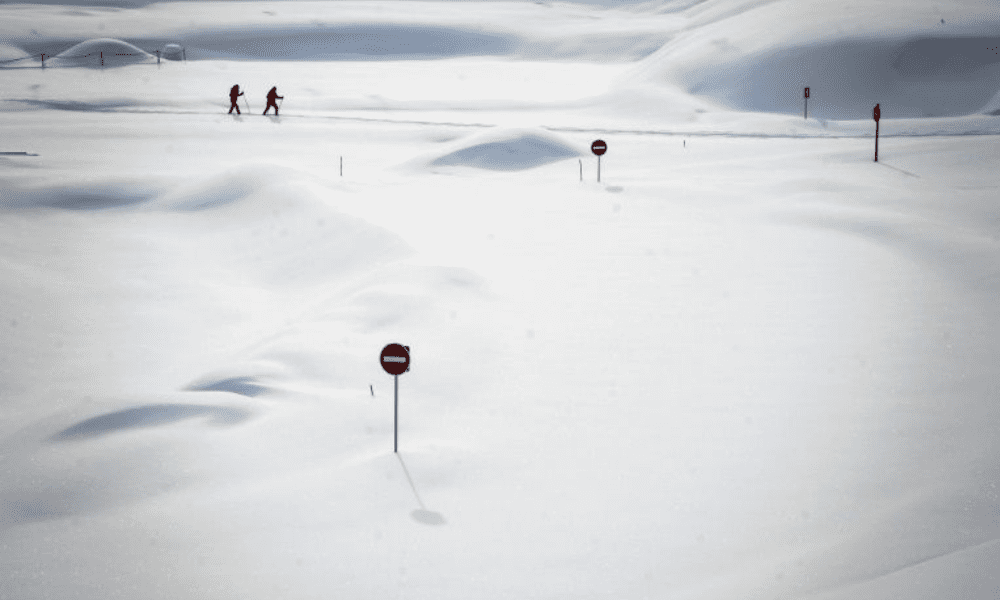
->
[228,84,244,114]
[263,86,283,116]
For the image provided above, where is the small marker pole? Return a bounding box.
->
[100,51,103,67]
[579,159,582,182]
[873,103,880,162]
[340,156,343,177]
[40,54,45,69]
[156,50,160,65]
[182,48,186,62]
[394,374,399,453]
[874,120,879,162]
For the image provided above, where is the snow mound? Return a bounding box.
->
[49,38,154,68]
[161,43,184,61]
[978,88,1000,115]
[0,44,31,66]
[427,128,581,171]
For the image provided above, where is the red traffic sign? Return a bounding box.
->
[591,140,607,156]
[873,103,880,122]
[380,343,410,375]
[804,87,810,98]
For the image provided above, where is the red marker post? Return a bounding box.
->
[804,87,809,119]
[380,343,410,453]
[873,103,880,162]
[591,139,607,182]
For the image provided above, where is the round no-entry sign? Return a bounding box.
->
[380,343,410,375]
[591,140,607,155]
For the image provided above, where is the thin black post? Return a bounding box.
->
[874,120,879,162]
[394,374,399,453]
[100,51,103,67]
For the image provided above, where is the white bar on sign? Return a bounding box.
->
[383,356,407,363]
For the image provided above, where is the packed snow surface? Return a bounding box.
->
[1,0,1000,599]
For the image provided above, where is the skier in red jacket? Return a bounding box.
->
[263,86,283,116]
[228,84,243,114]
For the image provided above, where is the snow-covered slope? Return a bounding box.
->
[1,1,999,599]
[625,0,1000,118]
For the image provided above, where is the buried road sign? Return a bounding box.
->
[380,343,410,453]
[591,139,607,183]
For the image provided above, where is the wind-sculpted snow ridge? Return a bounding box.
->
[181,25,516,61]
[422,128,582,171]
[0,44,31,66]
[50,403,253,441]
[626,0,1000,119]
[0,180,161,210]
[48,38,155,68]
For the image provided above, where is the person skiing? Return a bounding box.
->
[228,84,243,114]
[263,86,283,116]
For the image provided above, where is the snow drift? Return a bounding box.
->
[48,38,155,68]
[0,43,31,66]
[425,128,581,171]
[626,0,1000,119]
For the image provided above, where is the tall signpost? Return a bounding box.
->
[804,87,809,119]
[380,343,410,453]
[591,139,607,183]
[873,103,880,162]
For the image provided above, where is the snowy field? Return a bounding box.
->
[2,0,1000,598]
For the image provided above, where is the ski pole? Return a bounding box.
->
[242,96,250,113]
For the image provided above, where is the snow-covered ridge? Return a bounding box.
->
[47,37,155,67]
[624,0,1000,118]
[1,1,682,63]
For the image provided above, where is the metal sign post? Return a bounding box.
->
[873,103,880,162]
[380,343,411,453]
[804,87,810,119]
[591,140,607,183]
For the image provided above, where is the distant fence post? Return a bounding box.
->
[873,103,880,162]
